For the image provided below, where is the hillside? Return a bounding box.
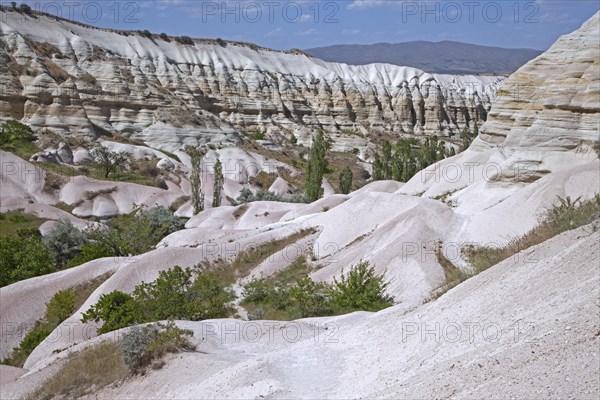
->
[305,41,543,75]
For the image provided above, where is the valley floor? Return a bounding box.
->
[3,222,598,399]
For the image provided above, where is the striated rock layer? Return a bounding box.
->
[0,9,502,150]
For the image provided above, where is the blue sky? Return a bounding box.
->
[15,0,600,50]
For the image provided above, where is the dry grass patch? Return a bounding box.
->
[203,229,316,283]
[84,186,118,200]
[170,195,191,212]
[26,341,128,400]
[78,72,97,85]
[431,247,472,300]
[24,38,63,58]
[464,195,600,274]
[233,204,249,220]
[249,171,277,189]
[40,59,70,84]
[42,172,67,193]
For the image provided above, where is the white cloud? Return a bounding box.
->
[347,0,387,10]
[265,27,283,37]
[298,28,318,36]
[298,14,313,23]
[342,29,361,35]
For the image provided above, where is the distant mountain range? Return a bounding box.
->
[305,41,543,75]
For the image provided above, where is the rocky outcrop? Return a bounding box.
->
[0,10,503,150]
[400,12,600,243]
[476,12,600,152]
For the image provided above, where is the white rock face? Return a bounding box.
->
[0,10,503,150]
[400,11,600,242]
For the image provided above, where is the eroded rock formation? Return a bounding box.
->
[0,9,503,150]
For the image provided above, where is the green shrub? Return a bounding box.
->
[176,36,194,45]
[241,278,272,304]
[329,260,393,313]
[241,259,392,320]
[82,267,235,334]
[84,205,180,257]
[133,268,235,322]
[290,277,331,318]
[45,289,76,325]
[66,241,114,268]
[2,288,78,367]
[122,322,194,374]
[142,206,187,234]
[2,326,52,367]
[81,291,138,334]
[19,3,32,13]
[43,220,87,268]
[0,232,55,287]
[233,188,281,205]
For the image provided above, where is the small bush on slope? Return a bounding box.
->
[1,289,74,367]
[122,321,194,374]
[82,267,235,334]
[1,273,113,367]
[84,205,184,258]
[26,322,193,399]
[329,260,393,314]
[242,259,393,320]
[464,194,600,274]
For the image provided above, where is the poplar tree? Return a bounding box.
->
[305,130,332,202]
[186,146,206,215]
[339,166,353,194]
[212,159,224,208]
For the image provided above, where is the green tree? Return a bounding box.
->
[186,146,206,215]
[90,144,128,178]
[339,166,353,194]
[329,260,393,313]
[372,153,384,181]
[391,139,417,182]
[304,130,332,202]
[460,126,472,151]
[0,119,35,145]
[381,141,393,180]
[212,159,224,208]
[84,206,171,257]
[19,3,32,13]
